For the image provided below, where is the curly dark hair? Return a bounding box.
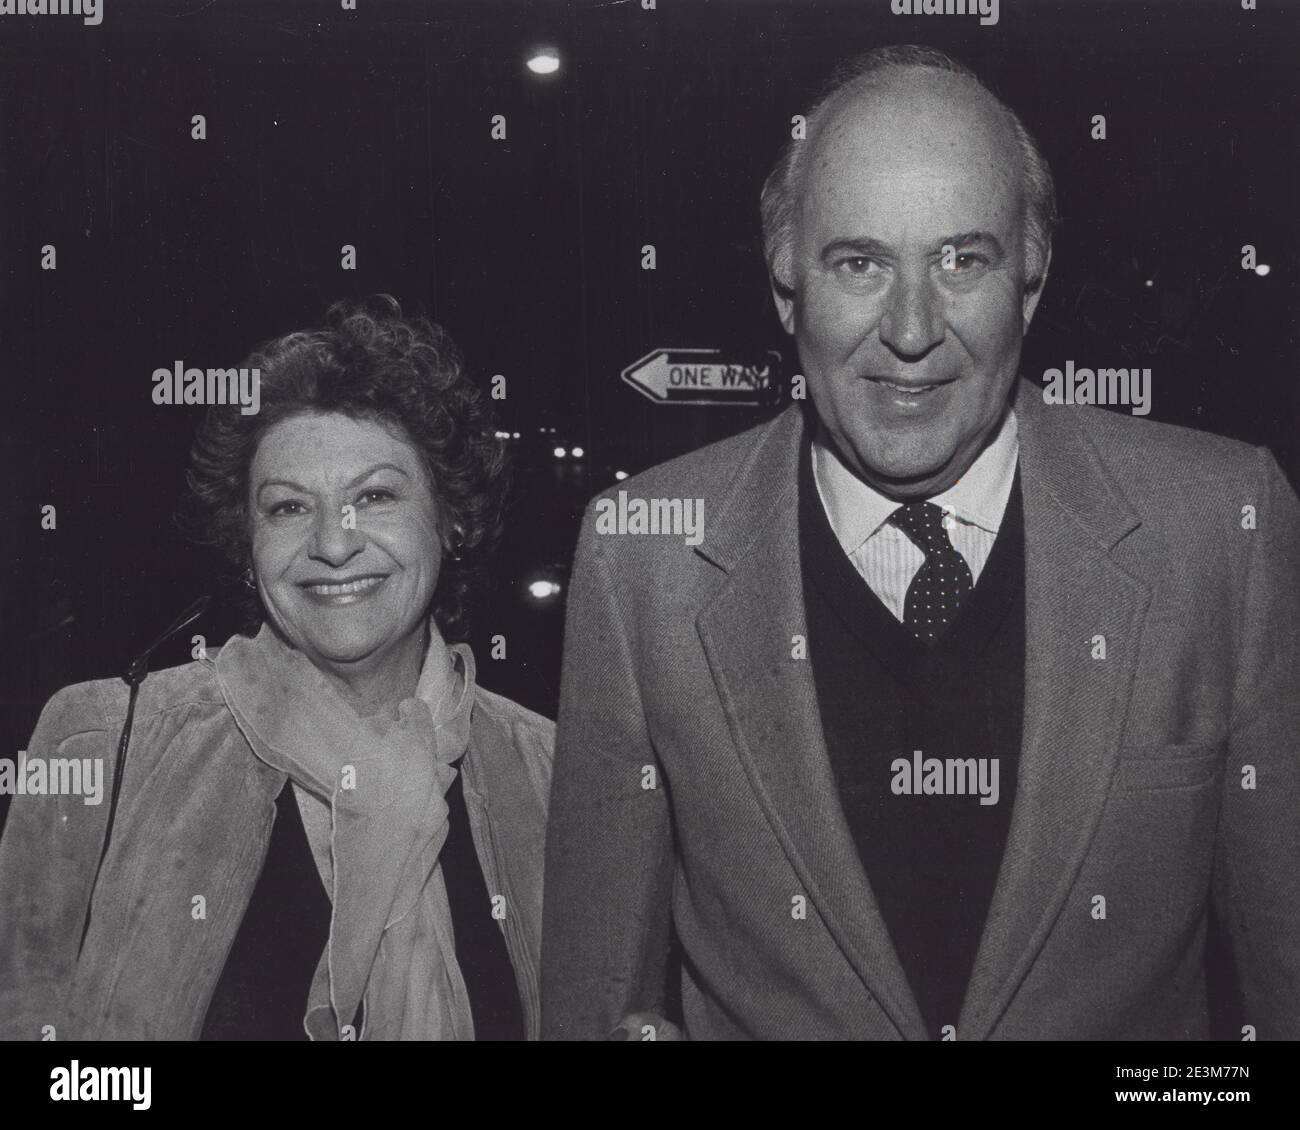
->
[179,295,508,641]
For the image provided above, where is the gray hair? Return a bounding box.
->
[760,45,1058,299]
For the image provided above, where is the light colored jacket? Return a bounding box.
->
[542,377,1300,1040]
[0,642,554,1040]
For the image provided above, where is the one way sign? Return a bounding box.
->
[620,348,782,406]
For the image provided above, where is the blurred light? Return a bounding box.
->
[526,48,561,76]
[553,446,567,458]
[528,580,562,599]
[1255,264,1270,276]
[571,446,585,458]
[614,470,629,481]
[1144,279,1153,287]
[512,431,520,439]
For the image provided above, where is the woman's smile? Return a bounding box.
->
[298,573,390,605]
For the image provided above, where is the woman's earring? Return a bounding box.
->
[448,527,466,562]
[241,568,257,590]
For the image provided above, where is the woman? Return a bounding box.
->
[0,297,553,1040]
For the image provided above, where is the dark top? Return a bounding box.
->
[201,764,524,1040]
[798,425,1027,1039]
[439,769,526,1041]
[199,779,331,1040]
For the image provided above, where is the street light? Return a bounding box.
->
[526,48,561,76]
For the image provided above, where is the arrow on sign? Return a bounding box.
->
[620,348,782,406]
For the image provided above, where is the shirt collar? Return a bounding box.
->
[811,406,1019,557]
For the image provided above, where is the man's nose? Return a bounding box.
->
[308,505,364,566]
[878,268,945,358]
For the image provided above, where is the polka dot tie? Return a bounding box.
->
[888,501,973,643]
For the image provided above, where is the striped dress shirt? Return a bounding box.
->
[810,408,1020,622]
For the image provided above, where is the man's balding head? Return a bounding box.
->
[761,46,1056,302]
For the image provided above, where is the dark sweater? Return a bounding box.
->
[201,768,523,1040]
[798,431,1026,1039]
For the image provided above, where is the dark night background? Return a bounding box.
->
[1,0,1297,1038]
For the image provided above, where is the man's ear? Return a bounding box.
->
[770,276,798,336]
[1021,242,1052,331]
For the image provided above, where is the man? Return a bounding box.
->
[541,46,1300,1040]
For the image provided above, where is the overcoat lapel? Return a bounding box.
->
[957,385,1151,1039]
[695,404,928,1040]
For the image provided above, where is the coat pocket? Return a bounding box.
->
[1113,742,1224,792]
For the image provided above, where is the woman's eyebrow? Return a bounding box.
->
[256,477,310,498]
[255,464,412,499]
[345,463,412,488]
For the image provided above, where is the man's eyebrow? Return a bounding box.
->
[820,237,894,262]
[819,232,1007,261]
[255,463,412,499]
[943,231,1006,257]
